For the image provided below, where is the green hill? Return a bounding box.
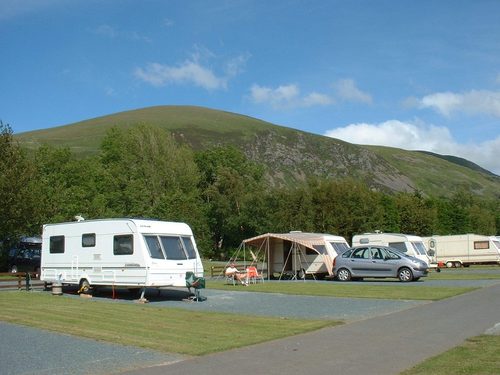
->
[15,105,500,198]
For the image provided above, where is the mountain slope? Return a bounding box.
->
[15,105,500,198]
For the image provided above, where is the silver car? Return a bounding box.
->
[334,245,429,282]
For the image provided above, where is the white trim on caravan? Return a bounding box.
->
[352,232,432,266]
[41,219,203,293]
[423,234,500,267]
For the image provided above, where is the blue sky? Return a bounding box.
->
[1,0,500,174]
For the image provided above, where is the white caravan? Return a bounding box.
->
[423,234,500,267]
[352,232,432,265]
[41,219,203,294]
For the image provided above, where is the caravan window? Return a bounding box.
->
[181,236,197,259]
[144,235,165,259]
[82,233,96,247]
[411,242,427,255]
[160,236,187,260]
[311,245,325,255]
[330,242,349,254]
[388,242,407,253]
[49,236,65,253]
[474,241,489,250]
[113,235,134,255]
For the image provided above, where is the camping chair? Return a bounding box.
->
[185,271,206,301]
[246,266,264,284]
[226,273,237,285]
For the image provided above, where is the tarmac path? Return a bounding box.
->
[121,282,500,375]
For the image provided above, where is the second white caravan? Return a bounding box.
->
[41,219,203,294]
[423,234,500,267]
[352,232,432,265]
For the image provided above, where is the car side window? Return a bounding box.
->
[341,250,353,258]
[378,248,389,259]
[386,249,401,260]
[370,247,384,259]
[352,247,368,259]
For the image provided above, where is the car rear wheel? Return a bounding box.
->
[337,268,351,281]
[398,267,413,282]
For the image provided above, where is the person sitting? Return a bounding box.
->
[225,263,248,286]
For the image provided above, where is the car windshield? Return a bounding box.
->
[411,241,427,255]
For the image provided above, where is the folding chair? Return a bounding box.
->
[185,271,206,301]
[246,266,264,284]
[226,273,237,285]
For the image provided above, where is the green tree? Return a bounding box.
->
[195,146,267,257]
[308,179,384,241]
[99,125,210,252]
[394,191,436,235]
[0,121,37,241]
[31,145,108,224]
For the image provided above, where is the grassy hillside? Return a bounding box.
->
[15,105,500,198]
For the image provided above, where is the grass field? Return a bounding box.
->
[206,280,477,300]
[401,335,500,375]
[0,291,339,356]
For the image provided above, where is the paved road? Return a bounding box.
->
[121,282,500,375]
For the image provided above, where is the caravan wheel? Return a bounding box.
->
[79,279,91,294]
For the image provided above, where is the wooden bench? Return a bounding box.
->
[209,265,264,283]
[0,272,42,290]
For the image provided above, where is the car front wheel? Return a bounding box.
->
[337,268,351,281]
[398,267,413,282]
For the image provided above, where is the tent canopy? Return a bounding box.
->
[243,232,332,255]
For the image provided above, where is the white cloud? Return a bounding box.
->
[135,61,226,90]
[92,24,151,43]
[325,120,500,175]
[0,0,62,20]
[249,84,333,108]
[135,49,248,91]
[333,79,372,104]
[163,18,174,27]
[416,90,500,117]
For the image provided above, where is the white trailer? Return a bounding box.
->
[352,232,432,265]
[423,234,500,267]
[41,219,203,296]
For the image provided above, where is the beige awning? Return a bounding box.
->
[243,232,330,254]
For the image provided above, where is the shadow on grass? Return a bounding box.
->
[60,285,195,302]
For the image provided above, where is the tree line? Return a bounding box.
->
[1,121,499,258]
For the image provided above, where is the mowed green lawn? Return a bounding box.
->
[401,335,500,375]
[0,291,339,356]
[207,280,477,300]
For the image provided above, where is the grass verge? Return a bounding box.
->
[0,291,340,356]
[207,280,477,300]
[427,271,500,280]
[401,335,500,375]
